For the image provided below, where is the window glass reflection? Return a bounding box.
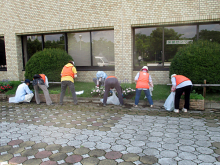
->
[92,30,114,67]
[44,34,65,50]
[0,37,6,69]
[68,32,91,66]
[134,27,163,67]
[199,24,220,44]
[164,25,196,66]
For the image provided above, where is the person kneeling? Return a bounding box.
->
[33,74,54,105]
[9,79,34,104]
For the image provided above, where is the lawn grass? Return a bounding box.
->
[4,81,220,101]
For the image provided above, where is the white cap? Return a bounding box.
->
[72,61,75,65]
[142,66,148,70]
[171,74,176,79]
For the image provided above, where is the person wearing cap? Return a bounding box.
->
[134,66,153,108]
[171,74,192,113]
[103,76,124,106]
[60,61,78,105]
[93,71,107,87]
[9,79,34,103]
[32,74,53,105]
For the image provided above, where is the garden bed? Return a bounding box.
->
[179,99,204,110]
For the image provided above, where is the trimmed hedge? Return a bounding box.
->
[25,48,73,82]
[170,40,220,92]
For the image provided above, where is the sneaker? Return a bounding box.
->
[103,104,106,107]
[182,108,187,113]
[150,105,153,108]
[133,104,138,108]
[174,109,179,113]
[48,103,55,106]
[119,104,125,107]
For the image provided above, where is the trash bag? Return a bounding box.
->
[149,86,153,96]
[164,92,175,111]
[100,90,120,105]
[75,90,84,95]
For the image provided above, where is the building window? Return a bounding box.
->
[198,24,220,43]
[44,34,65,50]
[0,37,6,70]
[134,27,163,67]
[68,32,91,66]
[164,25,196,66]
[23,35,42,67]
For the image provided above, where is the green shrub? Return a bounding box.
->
[181,90,204,100]
[170,40,220,92]
[25,48,73,82]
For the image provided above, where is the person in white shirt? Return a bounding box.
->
[9,79,34,103]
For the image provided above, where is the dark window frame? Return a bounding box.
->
[133,21,220,71]
[22,29,115,71]
[0,36,7,71]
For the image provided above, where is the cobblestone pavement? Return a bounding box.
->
[0,100,220,165]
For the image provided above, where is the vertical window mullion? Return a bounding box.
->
[90,31,93,66]
[196,24,199,40]
[162,27,164,67]
[41,34,44,50]
[64,33,68,53]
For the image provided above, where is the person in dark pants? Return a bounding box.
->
[60,61,78,105]
[171,74,192,113]
[33,74,53,105]
[103,76,124,106]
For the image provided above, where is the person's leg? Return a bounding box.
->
[39,84,52,105]
[23,93,34,102]
[114,80,124,105]
[34,85,40,104]
[103,80,111,105]
[184,85,192,110]
[143,89,153,106]
[175,87,184,109]
[68,81,78,104]
[134,89,142,105]
[60,81,67,104]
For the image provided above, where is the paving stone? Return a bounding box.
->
[65,155,82,163]
[9,156,27,164]
[23,158,42,165]
[99,159,117,165]
[0,145,12,152]
[217,156,220,162]
[122,153,139,162]
[212,142,220,149]
[140,155,158,164]
[118,161,134,165]
[50,153,67,161]
[72,147,90,155]
[8,146,25,154]
[45,144,62,151]
[0,153,13,162]
[19,141,36,148]
[21,149,39,157]
[198,154,217,163]
[158,158,177,165]
[60,146,75,153]
[178,160,197,165]
[41,160,57,165]
[35,151,52,159]
[89,149,105,157]
[81,157,100,165]
[214,149,220,154]
[8,139,24,146]
[105,151,122,159]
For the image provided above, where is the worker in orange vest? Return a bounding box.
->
[60,61,78,105]
[171,74,192,113]
[103,76,124,106]
[134,66,153,108]
[32,74,53,105]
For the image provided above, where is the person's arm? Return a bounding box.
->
[45,76,49,88]
[149,75,153,87]
[134,72,140,83]
[24,85,33,94]
[72,67,77,78]
[171,77,176,92]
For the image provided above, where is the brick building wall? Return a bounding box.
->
[0,0,219,83]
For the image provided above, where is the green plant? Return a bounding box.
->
[24,48,73,82]
[91,86,106,97]
[181,90,204,100]
[0,80,13,93]
[170,40,220,92]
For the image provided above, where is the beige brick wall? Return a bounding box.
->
[0,0,219,83]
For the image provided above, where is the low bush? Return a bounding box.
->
[0,80,12,93]
[170,40,220,92]
[25,48,73,82]
[181,90,204,100]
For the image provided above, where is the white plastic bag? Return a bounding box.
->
[100,90,120,105]
[164,92,175,111]
[149,86,153,96]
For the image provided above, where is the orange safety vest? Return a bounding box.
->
[173,75,190,86]
[136,71,149,89]
[61,66,74,78]
[39,74,46,83]
[106,76,117,80]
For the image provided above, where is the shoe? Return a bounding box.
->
[182,108,187,113]
[133,104,138,108]
[150,105,153,108]
[48,103,55,106]
[174,109,179,113]
[59,103,63,105]
[103,104,106,107]
[119,104,125,107]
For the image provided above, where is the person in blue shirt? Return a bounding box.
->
[93,71,107,87]
[9,79,34,103]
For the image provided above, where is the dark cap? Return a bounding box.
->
[24,79,30,83]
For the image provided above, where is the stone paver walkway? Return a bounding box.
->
[0,101,220,165]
